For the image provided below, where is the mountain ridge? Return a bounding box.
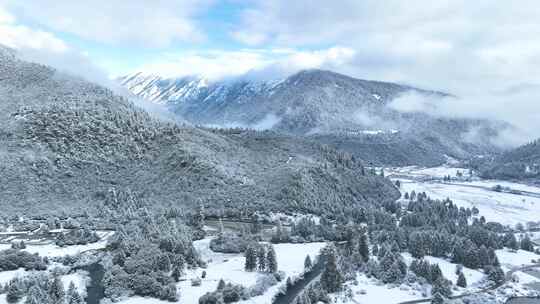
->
[0,47,399,215]
[120,68,501,166]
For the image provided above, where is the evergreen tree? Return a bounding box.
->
[486,266,505,285]
[521,235,534,252]
[25,285,47,304]
[172,265,182,282]
[162,283,178,302]
[257,245,266,272]
[217,279,226,291]
[503,232,518,250]
[6,279,23,303]
[358,231,370,263]
[48,275,66,304]
[320,247,343,292]
[266,245,278,273]
[457,271,467,288]
[431,292,445,304]
[244,244,257,272]
[432,277,452,298]
[66,282,83,304]
[304,255,312,271]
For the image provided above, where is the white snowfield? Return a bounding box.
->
[401,253,484,287]
[390,166,540,226]
[176,239,325,304]
[332,273,424,304]
[496,249,540,269]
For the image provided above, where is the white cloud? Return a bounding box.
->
[389,90,540,147]
[3,0,212,47]
[230,0,540,145]
[0,6,68,53]
[133,46,356,81]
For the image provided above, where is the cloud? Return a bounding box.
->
[133,46,356,81]
[232,1,540,94]
[231,0,540,145]
[0,6,68,53]
[389,90,540,147]
[2,0,212,47]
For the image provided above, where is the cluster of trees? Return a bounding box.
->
[244,243,277,273]
[98,192,200,302]
[0,249,47,271]
[198,279,248,304]
[55,227,99,247]
[2,273,83,304]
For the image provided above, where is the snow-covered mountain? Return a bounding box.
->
[0,47,398,214]
[120,69,504,166]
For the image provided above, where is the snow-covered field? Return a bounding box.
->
[0,231,113,257]
[496,249,540,269]
[390,166,540,226]
[332,273,424,304]
[176,239,326,304]
[401,253,485,287]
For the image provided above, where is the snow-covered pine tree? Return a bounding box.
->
[457,271,467,288]
[24,285,48,304]
[304,255,312,271]
[320,246,343,292]
[358,231,369,263]
[66,282,83,304]
[266,244,278,273]
[48,275,66,304]
[244,244,257,272]
[521,235,534,252]
[257,245,266,272]
[6,278,23,303]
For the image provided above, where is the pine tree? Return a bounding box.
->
[432,277,452,298]
[431,292,445,304]
[25,285,47,304]
[66,282,83,304]
[266,245,278,273]
[457,271,467,288]
[521,235,534,252]
[503,232,518,250]
[244,244,257,272]
[320,247,343,292]
[162,283,178,302]
[48,275,66,304]
[304,255,312,271]
[257,245,266,272]
[217,279,226,290]
[172,265,182,282]
[6,279,23,303]
[358,231,369,263]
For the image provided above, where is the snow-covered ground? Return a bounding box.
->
[497,249,540,269]
[390,166,540,226]
[61,271,89,296]
[332,273,425,304]
[178,238,326,304]
[401,253,485,287]
[0,231,113,257]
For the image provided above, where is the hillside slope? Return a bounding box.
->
[121,70,501,166]
[0,48,399,215]
[479,139,540,181]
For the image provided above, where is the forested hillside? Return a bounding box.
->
[0,48,399,216]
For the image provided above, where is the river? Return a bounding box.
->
[79,263,105,304]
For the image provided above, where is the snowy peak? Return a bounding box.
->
[119,71,283,106]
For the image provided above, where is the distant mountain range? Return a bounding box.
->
[0,47,398,215]
[120,69,503,166]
